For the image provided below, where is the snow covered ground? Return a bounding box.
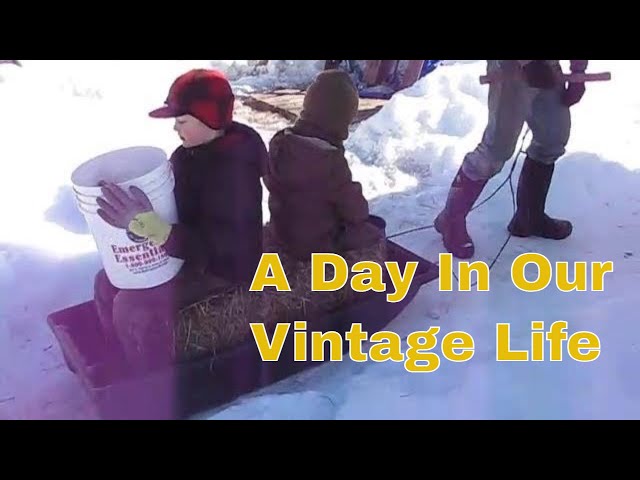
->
[1,60,638,420]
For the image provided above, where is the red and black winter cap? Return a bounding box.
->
[149,69,235,130]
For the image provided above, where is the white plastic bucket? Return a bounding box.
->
[71,146,185,290]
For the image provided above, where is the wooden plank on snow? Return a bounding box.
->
[239,89,387,125]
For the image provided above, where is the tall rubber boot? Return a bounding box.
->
[434,167,488,259]
[507,156,572,239]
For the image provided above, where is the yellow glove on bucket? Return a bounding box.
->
[128,211,172,247]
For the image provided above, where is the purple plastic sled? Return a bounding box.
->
[47,239,438,420]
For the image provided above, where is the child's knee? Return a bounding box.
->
[113,287,173,320]
[111,289,176,357]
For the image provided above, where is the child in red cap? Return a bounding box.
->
[93,69,269,379]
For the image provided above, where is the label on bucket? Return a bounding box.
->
[110,238,171,276]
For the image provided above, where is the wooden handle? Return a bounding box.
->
[480,71,612,85]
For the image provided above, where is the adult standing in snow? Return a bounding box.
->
[435,60,589,259]
[92,69,268,374]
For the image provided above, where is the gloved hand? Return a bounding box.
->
[570,60,589,73]
[97,182,172,246]
[562,60,588,107]
[522,60,558,89]
[562,82,586,107]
